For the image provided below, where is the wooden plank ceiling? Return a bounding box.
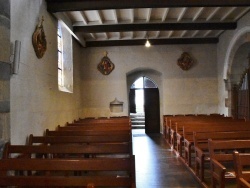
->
[46,0,250,47]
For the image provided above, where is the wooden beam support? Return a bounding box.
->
[46,0,250,12]
[86,38,219,47]
[74,22,237,33]
[53,12,86,47]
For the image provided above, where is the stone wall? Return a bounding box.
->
[0,62,10,141]
[0,0,10,156]
[0,0,10,62]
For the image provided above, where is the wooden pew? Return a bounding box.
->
[29,134,132,145]
[174,120,245,155]
[3,142,133,159]
[163,114,185,142]
[164,114,223,140]
[168,116,234,150]
[208,139,250,188]
[194,131,250,182]
[174,117,242,151]
[233,151,250,188]
[57,124,131,131]
[68,121,131,126]
[182,122,250,167]
[74,116,131,124]
[45,129,131,137]
[163,115,174,142]
[0,157,136,187]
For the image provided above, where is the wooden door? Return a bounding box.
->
[144,88,160,133]
[129,89,136,113]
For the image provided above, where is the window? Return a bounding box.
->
[131,76,157,89]
[57,21,73,93]
[57,24,63,86]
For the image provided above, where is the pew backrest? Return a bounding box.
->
[208,139,250,161]
[3,142,133,158]
[45,129,131,137]
[194,131,250,150]
[0,157,136,187]
[58,124,131,131]
[29,134,132,145]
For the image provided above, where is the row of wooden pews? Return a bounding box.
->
[194,131,250,182]
[163,114,250,188]
[0,116,136,188]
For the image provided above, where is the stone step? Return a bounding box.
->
[132,125,145,129]
[130,113,145,118]
[131,117,145,121]
[131,120,145,125]
[130,115,144,119]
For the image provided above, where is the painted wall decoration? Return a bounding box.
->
[97,51,115,75]
[177,52,194,71]
[32,16,47,59]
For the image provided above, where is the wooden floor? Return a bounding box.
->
[132,129,202,188]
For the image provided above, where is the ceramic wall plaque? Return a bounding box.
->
[32,17,47,59]
[177,52,193,71]
[98,51,115,75]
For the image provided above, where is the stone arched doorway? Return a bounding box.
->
[126,68,162,134]
[224,27,250,119]
[129,76,160,133]
[230,44,250,119]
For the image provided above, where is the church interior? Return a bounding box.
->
[1,1,250,187]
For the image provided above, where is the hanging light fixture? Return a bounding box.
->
[145,35,151,47]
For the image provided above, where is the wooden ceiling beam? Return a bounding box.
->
[85,38,219,47]
[74,22,237,33]
[46,0,250,12]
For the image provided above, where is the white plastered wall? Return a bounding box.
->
[80,44,219,132]
[10,0,82,144]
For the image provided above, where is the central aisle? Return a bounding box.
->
[132,129,201,188]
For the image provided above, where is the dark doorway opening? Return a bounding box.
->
[129,77,160,133]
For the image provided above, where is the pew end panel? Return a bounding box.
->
[233,151,250,188]
[208,139,250,188]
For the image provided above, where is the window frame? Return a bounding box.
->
[57,21,73,93]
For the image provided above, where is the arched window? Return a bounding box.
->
[131,76,158,89]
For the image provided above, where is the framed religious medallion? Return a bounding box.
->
[177,52,194,71]
[97,51,115,75]
[32,16,47,59]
